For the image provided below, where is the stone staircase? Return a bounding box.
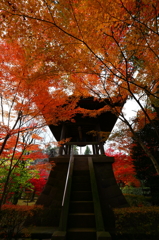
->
[67,157,96,240]
[52,156,112,240]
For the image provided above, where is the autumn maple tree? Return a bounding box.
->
[0,125,49,208]
[28,168,49,202]
[106,148,140,187]
[0,0,159,175]
[0,41,53,208]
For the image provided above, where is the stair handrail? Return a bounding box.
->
[88,157,105,232]
[88,157,112,240]
[62,153,74,206]
[58,153,74,232]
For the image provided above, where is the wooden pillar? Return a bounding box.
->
[92,144,96,155]
[65,145,69,155]
[59,124,66,155]
[68,145,71,155]
[96,123,105,155]
[96,145,100,155]
[99,143,105,154]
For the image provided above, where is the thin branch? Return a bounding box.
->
[0,95,4,124]
[119,0,159,36]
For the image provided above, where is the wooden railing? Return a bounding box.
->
[59,154,74,231]
[52,154,74,239]
[88,157,112,240]
[62,154,74,207]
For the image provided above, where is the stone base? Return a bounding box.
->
[36,155,128,228]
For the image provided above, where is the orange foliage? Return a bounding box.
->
[0,0,159,178]
[0,0,158,124]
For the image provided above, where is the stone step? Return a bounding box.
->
[69,201,94,213]
[73,170,89,176]
[67,228,96,240]
[71,191,93,201]
[68,213,96,228]
[73,163,89,171]
[67,158,97,239]
[72,175,90,183]
[72,182,91,191]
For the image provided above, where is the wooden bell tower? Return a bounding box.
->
[49,97,119,155]
[36,97,128,240]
